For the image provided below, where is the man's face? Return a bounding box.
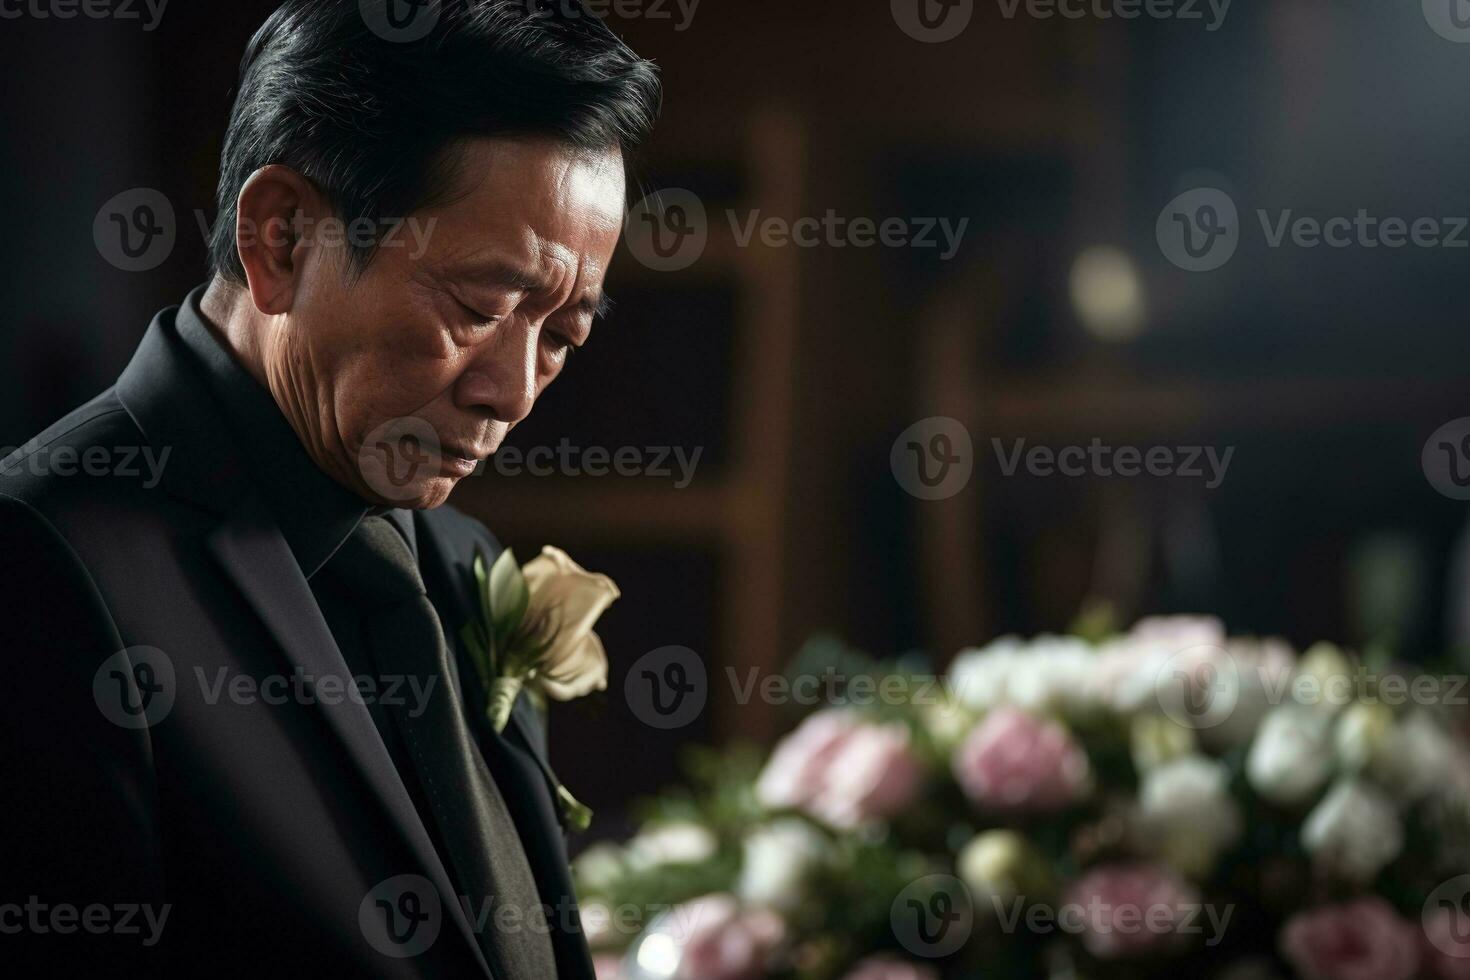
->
[278,137,626,509]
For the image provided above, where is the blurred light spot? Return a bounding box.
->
[1070,245,1145,342]
[635,933,680,977]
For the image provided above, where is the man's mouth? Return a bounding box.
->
[437,441,485,476]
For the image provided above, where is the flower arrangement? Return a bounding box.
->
[575,617,1470,980]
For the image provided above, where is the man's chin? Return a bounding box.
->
[352,469,465,510]
[389,474,462,510]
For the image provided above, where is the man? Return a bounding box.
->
[0,1,658,976]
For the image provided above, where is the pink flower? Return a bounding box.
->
[952,707,1091,812]
[1422,905,1470,980]
[1280,897,1421,980]
[661,893,783,980]
[838,955,940,980]
[756,709,922,829]
[1062,862,1201,959]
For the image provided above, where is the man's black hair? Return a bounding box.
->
[209,0,661,282]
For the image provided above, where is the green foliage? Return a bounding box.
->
[635,742,767,835]
[1069,599,1120,645]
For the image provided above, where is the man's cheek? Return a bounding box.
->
[374,368,453,417]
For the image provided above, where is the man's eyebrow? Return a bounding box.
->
[462,259,549,293]
[462,259,612,318]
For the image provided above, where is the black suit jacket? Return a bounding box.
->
[0,301,595,978]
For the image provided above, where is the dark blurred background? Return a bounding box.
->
[3,0,1469,827]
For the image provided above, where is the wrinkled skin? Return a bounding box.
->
[202,137,626,509]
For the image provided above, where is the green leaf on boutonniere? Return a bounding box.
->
[487,675,524,734]
[557,784,593,833]
[460,618,492,692]
[487,546,529,645]
[473,550,494,631]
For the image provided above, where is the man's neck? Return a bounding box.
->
[199,277,271,390]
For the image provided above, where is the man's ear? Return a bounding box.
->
[233,165,329,316]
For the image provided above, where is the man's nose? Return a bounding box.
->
[456,321,538,425]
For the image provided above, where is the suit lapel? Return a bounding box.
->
[206,499,494,978]
[415,510,598,980]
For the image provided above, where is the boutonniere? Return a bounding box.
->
[460,545,620,831]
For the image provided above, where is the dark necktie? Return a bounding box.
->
[331,516,557,979]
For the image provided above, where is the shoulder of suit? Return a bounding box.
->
[0,387,150,506]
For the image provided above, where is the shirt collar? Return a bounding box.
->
[173,285,417,578]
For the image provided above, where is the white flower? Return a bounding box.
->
[957,829,1047,905]
[948,635,1100,718]
[1093,616,1230,717]
[521,546,620,700]
[1372,711,1456,802]
[1138,754,1240,840]
[624,821,718,872]
[1006,636,1101,717]
[1207,637,1296,748]
[1289,643,1356,711]
[1247,707,1335,806]
[573,842,625,893]
[1135,754,1242,877]
[1300,779,1403,882]
[1333,702,1394,772]
[1096,623,1294,745]
[948,637,1025,712]
[736,819,828,912]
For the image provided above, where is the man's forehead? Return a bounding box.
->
[440,136,625,207]
[435,149,624,253]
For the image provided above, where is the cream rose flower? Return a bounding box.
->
[1300,779,1403,882]
[1246,706,1335,806]
[1134,753,1243,877]
[521,546,621,700]
[737,818,829,911]
[463,543,619,831]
